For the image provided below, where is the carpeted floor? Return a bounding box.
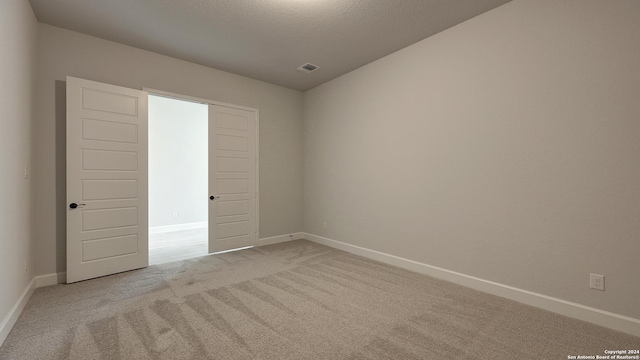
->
[1,240,637,359]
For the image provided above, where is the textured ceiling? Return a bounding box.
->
[29,0,511,91]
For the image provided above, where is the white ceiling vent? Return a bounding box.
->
[297,63,319,73]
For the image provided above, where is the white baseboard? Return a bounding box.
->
[0,278,36,346]
[258,232,304,247]
[0,272,67,347]
[304,233,640,337]
[35,272,66,287]
[149,221,207,235]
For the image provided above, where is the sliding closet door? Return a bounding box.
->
[66,76,148,283]
[208,104,257,253]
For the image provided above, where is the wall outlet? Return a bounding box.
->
[23,259,28,275]
[590,273,604,291]
[322,222,328,229]
[23,164,29,179]
[172,211,178,219]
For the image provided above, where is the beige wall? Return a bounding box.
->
[0,0,37,326]
[35,24,304,275]
[303,0,640,319]
[148,96,208,228]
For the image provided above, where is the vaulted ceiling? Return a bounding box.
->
[29,0,511,91]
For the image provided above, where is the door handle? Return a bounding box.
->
[69,202,86,209]
[209,195,219,201]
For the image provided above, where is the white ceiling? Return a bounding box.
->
[29,0,511,91]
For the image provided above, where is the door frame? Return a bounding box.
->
[143,87,260,250]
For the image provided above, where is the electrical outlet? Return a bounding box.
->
[322,222,328,229]
[23,164,29,179]
[590,273,604,291]
[172,211,178,219]
[23,259,28,275]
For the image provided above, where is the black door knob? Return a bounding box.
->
[209,195,218,200]
[69,203,78,209]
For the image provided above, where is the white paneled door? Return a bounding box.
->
[66,77,148,283]
[208,104,258,253]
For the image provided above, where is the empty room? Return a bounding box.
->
[1,0,639,359]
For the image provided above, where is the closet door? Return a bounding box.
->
[208,104,257,253]
[66,76,148,283]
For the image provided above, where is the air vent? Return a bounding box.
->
[297,63,319,73]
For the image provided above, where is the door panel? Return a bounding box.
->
[216,134,248,151]
[82,149,138,171]
[82,235,138,262]
[82,119,138,143]
[217,178,249,194]
[209,105,257,253]
[217,200,248,216]
[81,88,139,115]
[67,76,148,283]
[82,180,138,200]
[217,157,249,172]
[81,207,138,230]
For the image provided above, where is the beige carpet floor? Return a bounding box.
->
[1,240,637,359]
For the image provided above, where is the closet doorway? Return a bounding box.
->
[66,77,259,281]
[148,95,208,265]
